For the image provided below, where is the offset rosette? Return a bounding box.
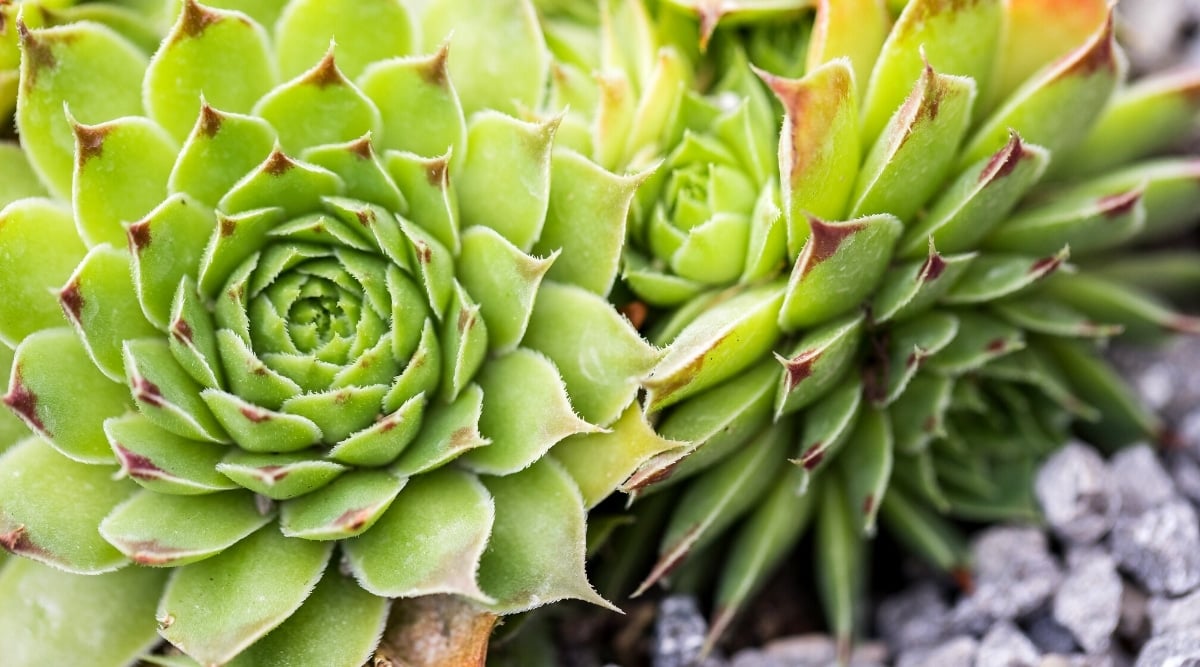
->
[580,0,1200,655]
[0,1,670,665]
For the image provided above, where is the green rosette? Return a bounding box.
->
[0,1,682,665]
[567,0,1200,655]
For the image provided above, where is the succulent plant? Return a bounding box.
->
[0,1,682,664]
[560,0,1200,655]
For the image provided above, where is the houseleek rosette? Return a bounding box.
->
[581,0,1200,654]
[0,1,672,665]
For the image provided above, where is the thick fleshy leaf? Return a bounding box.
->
[145,0,274,142]
[462,349,598,475]
[793,375,863,478]
[533,149,643,296]
[890,372,953,453]
[836,407,893,534]
[105,414,235,495]
[899,132,1049,258]
[168,105,278,209]
[990,295,1121,339]
[0,558,167,667]
[706,466,816,649]
[0,346,28,451]
[805,0,888,98]
[851,65,976,221]
[280,385,388,444]
[1040,272,1200,340]
[0,142,48,208]
[871,247,975,324]
[99,490,272,566]
[457,227,555,353]
[942,247,1067,304]
[216,450,347,499]
[985,186,1144,256]
[303,139,408,216]
[629,359,776,492]
[925,311,1022,375]
[330,393,426,467]
[360,43,466,165]
[479,457,613,613]
[1059,70,1200,177]
[345,468,493,600]
[384,151,459,255]
[760,60,859,251]
[157,525,333,665]
[124,339,227,443]
[554,402,686,509]
[874,311,959,405]
[645,282,784,412]
[421,0,548,116]
[960,12,1119,166]
[276,0,413,80]
[860,0,1001,147]
[524,281,662,426]
[879,484,967,572]
[633,425,787,596]
[71,116,176,247]
[986,0,1107,110]
[779,214,902,331]
[280,470,405,540]
[228,567,389,667]
[4,328,131,463]
[59,245,159,381]
[216,329,306,410]
[200,389,323,452]
[218,150,343,217]
[129,194,218,330]
[1061,159,1200,243]
[389,384,488,476]
[0,199,86,345]
[254,51,383,153]
[775,313,863,416]
[16,21,147,200]
[0,437,135,572]
[458,112,556,252]
[815,472,863,660]
[438,282,488,402]
[1042,338,1160,448]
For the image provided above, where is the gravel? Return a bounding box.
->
[1109,445,1177,516]
[1053,552,1123,654]
[1147,589,1200,637]
[894,636,977,667]
[1110,499,1200,596]
[1036,443,1119,545]
[976,621,1040,667]
[874,582,948,651]
[653,595,721,667]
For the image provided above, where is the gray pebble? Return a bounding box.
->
[1110,445,1177,516]
[1148,589,1200,637]
[875,582,948,651]
[950,526,1063,630]
[1054,552,1123,654]
[1135,629,1200,667]
[1168,450,1200,506]
[1036,443,1120,544]
[1110,499,1200,596]
[1108,338,1200,424]
[1027,607,1080,655]
[1039,654,1119,667]
[653,595,721,667]
[977,621,1041,667]
[728,636,886,667]
[895,636,977,667]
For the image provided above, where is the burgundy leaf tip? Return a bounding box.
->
[17,20,57,82]
[58,280,84,322]
[198,103,223,138]
[178,0,221,38]
[426,158,449,187]
[127,219,152,252]
[919,252,948,282]
[1096,189,1142,218]
[263,149,296,176]
[862,493,876,515]
[347,135,374,160]
[335,507,373,532]
[781,349,820,392]
[114,444,166,480]
[801,217,865,276]
[171,318,194,344]
[1061,12,1116,78]
[134,377,166,408]
[420,42,451,86]
[125,539,188,566]
[3,373,46,432]
[0,524,47,557]
[73,123,111,164]
[304,50,346,88]
[259,465,289,482]
[800,442,825,470]
[979,131,1027,184]
[239,406,271,423]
